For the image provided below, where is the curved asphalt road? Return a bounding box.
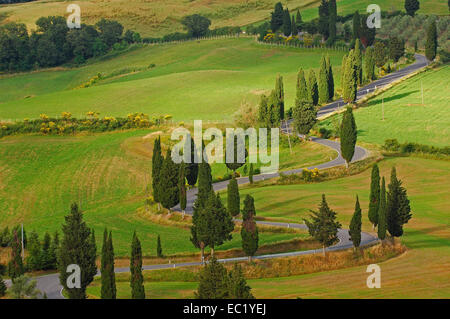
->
[11,54,428,299]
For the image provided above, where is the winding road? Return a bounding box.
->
[10,54,428,299]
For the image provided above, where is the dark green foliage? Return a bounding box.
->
[342,50,358,103]
[58,203,97,299]
[275,75,285,120]
[0,275,6,297]
[152,136,163,204]
[352,11,361,39]
[326,56,335,100]
[387,167,412,238]
[328,0,337,42]
[405,0,420,16]
[304,195,342,254]
[318,0,329,40]
[319,55,330,104]
[291,15,297,35]
[7,229,24,280]
[258,94,269,127]
[181,14,211,37]
[41,232,52,270]
[0,22,31,71]
[271,2,284,32]
[368,164,381,228]
[241,195,258,261]
[157,234,163,258]
[354,39,363,85]
[258,76,284,128]
[96,18,123,48]
[307,70,319,106]
[196,161,213,208]
[282,8,292,36]
[389,36,405,63]
[130,232,145,299]
[101,230,116,299]
[349,196,362,248]
[296,10,303,32]
[249,163,254,184]
[425,20,437,61]
[195,257,228,299]
[364,46,376,81]
[226,264,254,299]
[207,193,234,255]
[179,163,187,212]
[296,68,310,104]
[377,177,387,240]
[373,41,388,68]
[159,149,180,210]
[340,107,357,167]
[227,176,240,217]
[341,54,347,92]
[26,231,41,271]
[293,101,317,136]
[185,138,199,186]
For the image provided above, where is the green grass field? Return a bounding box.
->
[87,156,449,298]
[0,38,345,121]
[0,0,446,37]
[0,129,334,256]
[319,66,450,147]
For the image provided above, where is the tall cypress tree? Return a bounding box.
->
[159,149,180,211]
[101,230,116,299]
[156,234,163,257]
[308,70,319,106]
[318,0,329,40]
[208,193,234,257]
[7,229,24,281]
[296,68,309,104]
[185,137,199,187]
[58,203,97,299]
[326,56,334,100]
[354,39,363,85]
[368,164,380,229]
[195,256,228,299]
[343,50,357,103]
[258,94,269,127]
[271,2,284,32]
[41,232,52,270]
[352,11,361,39]
[328,0,337,42]
[349,195,362,250]
[26,231,41,271]
[319,55,330,104]
[152,137,163,207]
[341,54,347,93]
[130,232,145,299]
[293,101,317,136]
[304,194,342,256]
[179,162,187,215]
[364,46,376,81]
[377,177,387,241]
[387,167,412,239]
[282,8,291,36]
[296,10,303,32]
[291,15,297,35]
[340,107,357,168]
[425,20,437,61]
[227,176,240,217]
[275,75,285,120]
[249,163,254,184]
[226,264,254,299]
[241,195,258,262]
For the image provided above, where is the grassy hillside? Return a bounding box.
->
[319,65,450,147]
[0,0,446,37]
[0,38,345,121]
[0,129,333,255]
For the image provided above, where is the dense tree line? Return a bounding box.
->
[0,16,141,72]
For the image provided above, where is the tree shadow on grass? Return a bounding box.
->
[367,90,419,107]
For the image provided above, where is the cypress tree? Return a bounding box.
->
[275,75,285,120]
[227,176,240,217]
[328,0,337,42]
[195,256,228,299]
[293,100,317,136]
[41,232,52,270]
[152,137,163,207]
[226,264,254,299]
[326,55,334,100]
[318,0,329,40]
[196,161,213,208]
[282,8,291,36]
[343,50,357,104]
[348,195,362,249]
[58,203,97,299]
[373,41,387,68]
[364,46,376,81]
[208,193,234,257]
[185,137,199,187]
[101,230,116,299]
[249,163,254,184]
[354,39,363,85]
[377,177,387,241]
[341,54,347,93]
[296,10,303,32]
[271,2,284,32]
[130,232,145,299]
[159,149,180,211]
[368,164,380,229]
[157,234,163,257]
[48,231,59,270]
[340,106,357,168]
[258,94,269,128]
[304,194,342,256]
[352,11,361,39]
[179,162,187,215]
[307,70,319,106]
[26,231,41,271]
[425,20,437,61]
[241,195,258,262]
[296,68,309,104]
[387,167,412,239]
[319,55,330,104]
[291,15,297,36]
[7,229,24,280]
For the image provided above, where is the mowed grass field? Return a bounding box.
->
[0,0,446,37]
[0,38,345,121]
[0,129,335,256]
[319,65,450,147]
[90,156,450,298]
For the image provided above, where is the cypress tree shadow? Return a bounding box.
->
[367,90,419,107]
